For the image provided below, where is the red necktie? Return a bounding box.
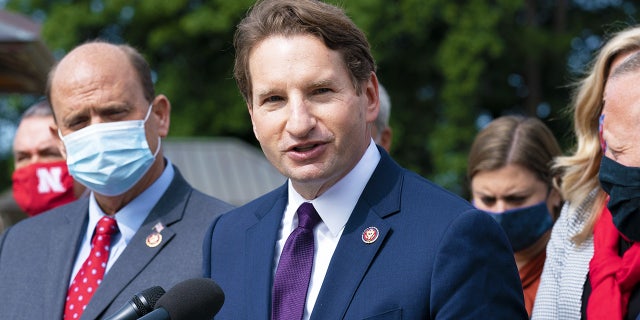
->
[271,202,321,320]
[64,216,118,320]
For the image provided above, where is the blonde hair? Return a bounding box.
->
[554,25,640,243]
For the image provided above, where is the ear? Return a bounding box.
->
[547,188,563,221]
[152,95,171,138]
[379,127,393,152]
[49,122,67,159]
[364,72,380,124]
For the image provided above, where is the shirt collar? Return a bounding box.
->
[287,140,380,236]
[87,159,175,244]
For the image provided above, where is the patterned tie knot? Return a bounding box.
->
[95,216,118,237]
[297,202,321,230]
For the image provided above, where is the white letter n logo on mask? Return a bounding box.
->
[36,166,67,193]
[12,161,77,216]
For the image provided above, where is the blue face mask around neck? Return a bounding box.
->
[59,104,161,196]
[480,201,554,252]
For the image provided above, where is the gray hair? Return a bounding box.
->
[20,100,53,122]
[374,83,391,137]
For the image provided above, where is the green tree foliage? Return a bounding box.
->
[342,0,636,195]
[10,0,256,138]
[3,0,638,197]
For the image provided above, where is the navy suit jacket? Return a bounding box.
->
[203,149,528,319]
[0,166,233,319]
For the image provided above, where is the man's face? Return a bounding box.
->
[49,44,160,156]
[13,115,63,169]
[247,35,379,199]
[601,51,640,167]
[51,54,149,136]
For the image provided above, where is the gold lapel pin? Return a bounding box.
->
[362,226,379,244]
[146,232,162,248]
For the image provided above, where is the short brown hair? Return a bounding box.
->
[233,0,376,106]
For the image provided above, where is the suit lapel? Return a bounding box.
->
[311,151,403,319]
[245,186,288,320]
[44,200,90,319]
[81,169,190,320]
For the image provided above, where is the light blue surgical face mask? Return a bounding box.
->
[59,104,161,196]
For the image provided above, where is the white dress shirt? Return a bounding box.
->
[273,140,381,320]
[69,160,175,285]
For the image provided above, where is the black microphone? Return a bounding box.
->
[103,286,166,320]
[138,278,225,320]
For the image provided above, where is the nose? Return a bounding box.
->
[30,155,41,165]
[89,114,106,126]
[285,97,315,137]
[494,201,509,213]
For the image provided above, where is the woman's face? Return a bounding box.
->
[471,164,559,215]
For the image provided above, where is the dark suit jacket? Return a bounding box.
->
[203,149,528,319]
[0,166,233,319]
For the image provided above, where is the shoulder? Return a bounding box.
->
[368,163,495,252]
[371,154,474,215]
[215,185,286,224]
[187,188,235,212]
[0,202,82,278]
[1,199,84,243]
[396,168,476,222]
[168,170,235,219]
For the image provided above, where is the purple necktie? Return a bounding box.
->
[272,202,322,320]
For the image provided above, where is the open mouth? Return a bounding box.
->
[294,144,317,152]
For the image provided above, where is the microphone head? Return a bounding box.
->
[134,286,166,315]
[155,278,225,319]
[104,285,166,320]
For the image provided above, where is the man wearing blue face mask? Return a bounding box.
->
[467,115,564,317]
[0,40,234,320]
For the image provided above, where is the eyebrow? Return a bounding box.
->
[254,88,278,100]
[62,103,131,125]
[38,146,63,154]
[475,190,532,198]
[309,79,334,88]
[254,79,336,99]
[60,108,87,127]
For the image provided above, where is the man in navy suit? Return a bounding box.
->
[0,41,233,319]
[203,0,528,319]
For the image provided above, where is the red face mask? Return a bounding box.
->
[12,160,77,217]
